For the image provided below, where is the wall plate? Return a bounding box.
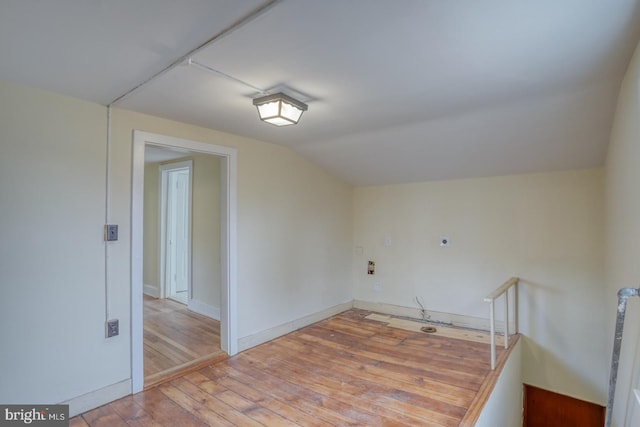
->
[104,224,118,241]
[106,319,119,338]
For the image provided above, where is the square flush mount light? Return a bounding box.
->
[253,92,308,126]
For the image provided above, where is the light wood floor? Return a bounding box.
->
[73,309,518,427]
[143,295,224,387]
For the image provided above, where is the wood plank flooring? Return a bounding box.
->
[75,309,518,426]
[144,295,224,387]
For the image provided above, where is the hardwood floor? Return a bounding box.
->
[144,295,224,387]
[75,309,518,426]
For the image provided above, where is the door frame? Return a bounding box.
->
[131,131,238,393]
[159,160,193,303]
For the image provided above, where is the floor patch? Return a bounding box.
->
[364,313,505,345]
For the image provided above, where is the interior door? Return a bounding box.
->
[173,170,189,294]
[164,164,191,305]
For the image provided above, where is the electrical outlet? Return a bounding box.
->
[373,283,382,292]
[106,319,119,338]
[104,224,118,241]
[368,260,375,275]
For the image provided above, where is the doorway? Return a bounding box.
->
[131,131,238,394]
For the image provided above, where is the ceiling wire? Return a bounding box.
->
[188,58,266,94]
[108,0,283,106]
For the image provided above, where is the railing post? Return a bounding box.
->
[489,299,496,370]
[514,282,519,334]
[504,287,509,349]
[485,277,519,370]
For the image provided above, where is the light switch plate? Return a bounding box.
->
[106,319,119,338]
[104,224,118,241]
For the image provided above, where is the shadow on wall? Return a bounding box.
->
[520,337,602,402]
[518,278,605,403]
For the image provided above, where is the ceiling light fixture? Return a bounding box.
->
[253,92,308,126]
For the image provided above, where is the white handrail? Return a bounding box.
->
[484,277,519,369]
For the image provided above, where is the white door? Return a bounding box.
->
[171,170,190,296]
[163,163,192,305]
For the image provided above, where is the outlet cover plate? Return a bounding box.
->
[107,319,119,338]
[105,224,118,241]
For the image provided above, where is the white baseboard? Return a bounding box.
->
[62,379,131,417]
[238,301,353,352]
[188,299,220,321]
[353,300,512,331]
[143,284,159,298]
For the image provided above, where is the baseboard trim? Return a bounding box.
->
[62,379,131,417]
[238,301,353,352]
[353,300,510,331]
[143,284,159,298]
[188,299,220,321]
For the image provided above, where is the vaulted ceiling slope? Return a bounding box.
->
[1,0,639,185]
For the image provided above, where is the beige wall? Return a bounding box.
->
[143,162,159,289]
[112,109,355,338]
[191,154,221,309]
[354,169,606,403]
[143,154,221,312]
[604,39,640,426]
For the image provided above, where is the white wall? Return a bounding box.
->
[354,169,606,404]
[0,80,354,412]
[604,39,640,427]
[0,81,130,404]
[474,339,522,427]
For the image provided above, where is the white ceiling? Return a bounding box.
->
[1,0,639,185]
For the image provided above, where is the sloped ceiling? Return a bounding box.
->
[1,0,639,185]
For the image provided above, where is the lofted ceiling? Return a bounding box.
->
[1,0,639,185]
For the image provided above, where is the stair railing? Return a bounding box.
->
[605,287,640,427]
[484,277,519,369]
